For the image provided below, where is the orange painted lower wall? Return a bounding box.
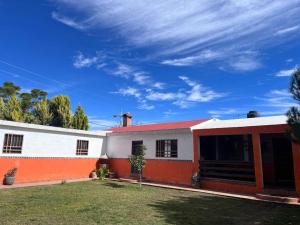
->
[109,159,194,186]
[0,157,99,184]
[199,179,259,193]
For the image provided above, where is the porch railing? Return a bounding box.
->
[199,160,255,182]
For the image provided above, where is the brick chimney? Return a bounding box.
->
[122,113,132,127]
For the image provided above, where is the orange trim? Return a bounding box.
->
[200,179,258,193]
[193,124,300,195]
[193,132,199,174]
[292,142,300,196]
[0,158,98,184]
[252,132,263,192]
[109,159,194,185]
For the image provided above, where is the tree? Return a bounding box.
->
[50,95,72,128]
[72,105,89,130]
[20,93,33,113]
[33,99,52,125]
[0,98,5,119]
[30,89,48,103]
[129,145,147,188]
[287,68,300,143]
[0,82,21,101]
[4,94,22,122]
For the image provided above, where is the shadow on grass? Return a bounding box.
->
[103,182,126,189]
[149,194,300,225]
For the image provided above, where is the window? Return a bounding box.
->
[3,134,23,154]
[76,140,89,155]
[132,141,143,155]
[156,140,177,158]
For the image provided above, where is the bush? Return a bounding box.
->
[5,167,17,177]
[96,167,109,180]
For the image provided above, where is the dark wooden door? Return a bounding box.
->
[131,140,143,175]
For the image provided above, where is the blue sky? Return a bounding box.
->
[0,0,300,130]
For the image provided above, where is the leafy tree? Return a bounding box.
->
[0,98,5,119]
[4,94,22,122]
[50,95,72,128]
[287,68,300,143]
[0,82,21,101]
[129,145,147,188]
[33,99,52,125]
[72,105,89,130]
[30,89,48,103]
[20,93,33,113]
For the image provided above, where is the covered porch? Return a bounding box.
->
[192,117,300,196]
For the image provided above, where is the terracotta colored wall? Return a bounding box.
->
[292,143,300,196]
[109,159,194,186]
[200,180,258,193]
[193,124,300,195]
[0,157,99,184]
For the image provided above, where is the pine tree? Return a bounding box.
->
[0,82,21,102]
[33,99,52,125]
[0,98,5,119]
[4,94,22,122]
[50,96,72,128]
[287,68,300,142]
[72,105,89,130]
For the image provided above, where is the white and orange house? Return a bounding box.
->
[0,113,300,196]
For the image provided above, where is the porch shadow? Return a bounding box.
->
[102,182,126,189]
[148,194,300,225]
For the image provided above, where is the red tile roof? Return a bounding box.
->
[108,119,207,133]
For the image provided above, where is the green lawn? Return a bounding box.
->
[0,181,299,225]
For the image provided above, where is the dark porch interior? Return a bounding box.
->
[260,133,295,190]
[199,134,255,183]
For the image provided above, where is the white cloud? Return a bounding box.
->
[137,102,155,110]
[257,89,296,109]
[133,72,151,85]
[113,76,223,109]
[208,108,240,118]
[274,25,300,36]
[52,1,300,57]
[163,110,179,118]
[229,56,262,71]
[113,87,154,110]
[88,117,118,130]
[114,87,141,98]
[146,76,224,108]
[73,52,106,69]
[112,63,134,79]
[152,82,165,89]
[146,92,179,101]
[52,12,87,30]
[161,50,222,66]
[275,67,297,77]
[179,76,225,102]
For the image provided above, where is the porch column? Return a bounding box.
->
[292,142,300,196]
[193,131,199,175]
[252,132,264,192]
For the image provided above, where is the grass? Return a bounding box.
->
[0,181,300,225]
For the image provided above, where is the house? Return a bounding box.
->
[192,116,300,195]
[0,120,106,183]
[0,113,299,197]
[106,113,209,185]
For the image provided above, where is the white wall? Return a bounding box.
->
[106,129,194,161]
[0,124,106,158]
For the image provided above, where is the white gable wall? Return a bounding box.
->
[0,122,106,158]
[106,129,194,161]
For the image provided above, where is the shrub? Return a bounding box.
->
[5,167,17,177]
[96,167,109,180]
